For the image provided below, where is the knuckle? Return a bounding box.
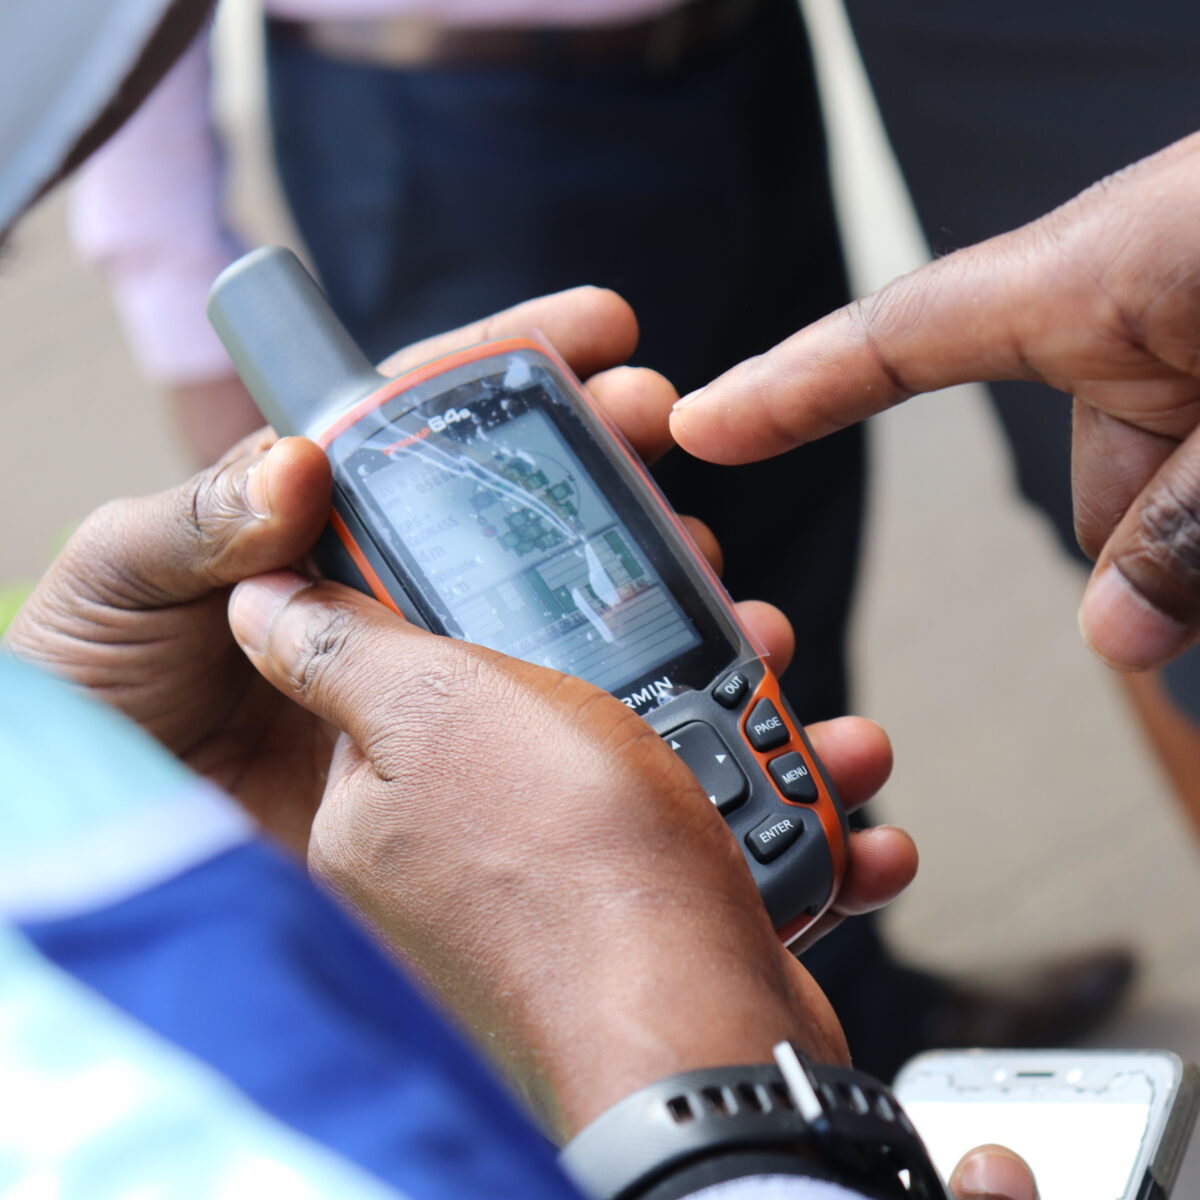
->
[1034,210,1148,353]
[176,459,248,560]
[306,824,344,887]
[286,603,362,704]
[307,817,395,916]
[1121,472,1200,612]
[79,495,134,536]
[367,666,481,776]
[850,291,916,401]
[71,497,139,566]
[308,817,363,894]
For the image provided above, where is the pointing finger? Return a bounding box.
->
[669,235,1049,465]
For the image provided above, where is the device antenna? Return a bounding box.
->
[206,245,380,438]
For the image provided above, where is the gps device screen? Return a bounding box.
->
[330,355,735,698]
[208,247,850,944]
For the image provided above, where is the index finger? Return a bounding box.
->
[668,229,1053,465]
[379,286,639,382]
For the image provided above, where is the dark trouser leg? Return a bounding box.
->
[268,0,921,1075]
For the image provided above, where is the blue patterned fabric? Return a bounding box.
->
[0,653,578,1200]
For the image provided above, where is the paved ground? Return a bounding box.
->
[3,0,1200,1185]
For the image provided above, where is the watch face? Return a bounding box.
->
[330,350,739,699]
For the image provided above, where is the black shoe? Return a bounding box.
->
[854,946,1137,1082]
[917,946,1137,1056]
[802,914,1136,1082]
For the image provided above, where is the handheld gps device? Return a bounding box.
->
[208,247,848,944]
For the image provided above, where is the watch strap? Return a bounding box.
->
[560,1043,950,1200]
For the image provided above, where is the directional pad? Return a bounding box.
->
[664,721,748,816]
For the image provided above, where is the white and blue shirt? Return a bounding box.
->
[0,654,858,1200]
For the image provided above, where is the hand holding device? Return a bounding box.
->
[208,246,850,941]
[3,280,912,933]
[2,286,656,852]
[228,563,884,1135]
[4,270,915,1146]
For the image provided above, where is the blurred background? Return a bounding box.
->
[2,0,1199,1174]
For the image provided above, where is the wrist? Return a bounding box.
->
[519,885,846,1138]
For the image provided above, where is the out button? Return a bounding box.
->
[712,670,749,709]
[745,698,789,751]
[746,812,803,863]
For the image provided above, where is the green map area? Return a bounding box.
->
[471,453,580,557]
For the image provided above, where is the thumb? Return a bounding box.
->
[669,228,1056,465]
[949,1144,1039,1200]
[228,570,503,751]
[61,434,333,608]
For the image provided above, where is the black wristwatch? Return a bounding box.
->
[560,1042,951,1200]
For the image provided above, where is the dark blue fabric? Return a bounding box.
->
[265,0,861,726]
[263,0,943,1081]
[23,840,578,1200]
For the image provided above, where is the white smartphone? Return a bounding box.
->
[894,1050,1199,1200]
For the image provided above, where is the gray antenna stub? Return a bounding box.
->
[207,246,381,439]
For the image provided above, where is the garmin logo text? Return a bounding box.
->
[619,677,675,711]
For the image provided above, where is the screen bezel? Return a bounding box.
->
[326,347,746,704]
[894,1050,1185,1200]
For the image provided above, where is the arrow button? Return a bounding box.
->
[659,721,747,816]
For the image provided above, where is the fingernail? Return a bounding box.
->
[673,386,706,411]
[953,1146,1038,1200]
[243,459,271,520]
[1078,566,1190,670]
[229,572,310,655]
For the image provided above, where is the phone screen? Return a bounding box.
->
[903,1071,1156,1200]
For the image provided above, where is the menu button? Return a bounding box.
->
[768,751,818,803]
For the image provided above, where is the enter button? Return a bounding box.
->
[745,812,803,863]
[768,751,818,803]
